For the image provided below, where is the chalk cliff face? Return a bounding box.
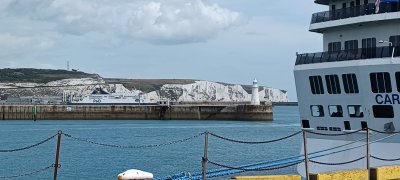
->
[144,81,288,103]
[0,78,104,97]
[0,78,289,102]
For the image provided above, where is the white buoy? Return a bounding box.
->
[251,79,260,105]
[117,169,154,180]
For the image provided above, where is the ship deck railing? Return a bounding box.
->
[311,2,400,24]
[296,46,400,65]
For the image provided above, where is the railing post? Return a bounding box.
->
[366,128,370,180]
[303,130,310,180]
[202,132,209,180]
[391,46,395,59]
[53,130,62,180]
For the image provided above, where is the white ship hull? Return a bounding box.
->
[295,59,400,175]
[69,95,157,105]
[69,86,157,105]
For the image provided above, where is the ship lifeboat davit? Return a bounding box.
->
[117,169,153,180]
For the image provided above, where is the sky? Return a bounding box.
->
[0,0,327,101]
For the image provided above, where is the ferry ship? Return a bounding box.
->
[294,0,400,176]
[69,86,157,105]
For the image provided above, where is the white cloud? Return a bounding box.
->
[0,33,55,58]
[0,34,32,49]
[2,0,245,44]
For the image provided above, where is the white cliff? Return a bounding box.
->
[0,78,289,103]
[145,81,288,103]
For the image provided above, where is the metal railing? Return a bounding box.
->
[296,46,400,65]
[311,3,400,24]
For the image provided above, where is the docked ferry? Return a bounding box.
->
[294,0,400,176]
[69,86,157,105]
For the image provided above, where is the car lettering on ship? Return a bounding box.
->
[375,94,400,105]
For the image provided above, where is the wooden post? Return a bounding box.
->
[202,132,209,180]
[303,130,310,180]
[53,130,62,180]
[366,128,370,179]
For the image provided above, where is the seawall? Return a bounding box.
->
[0,105,273,121]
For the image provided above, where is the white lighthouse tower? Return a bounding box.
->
[251,79,260,105]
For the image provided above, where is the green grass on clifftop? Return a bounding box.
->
[0,68,99,83]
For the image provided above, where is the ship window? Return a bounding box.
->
[317,127,328,131]
[329,105,343,117]
[373,105,394,118]
[328,42,341,52]
[364,0,368,5]
[348,105,364,118]
[342,73,359,94]
[356,0,361,6]
[361,121,368,130]
[396,72,400,92]
[344,121,351,130]
[370,72,392,93]
[325,75,341,94]
[302,120,310,129]
[390,35,400,46]
[311,105,324,117]
[362,38,376,58]
[345,40,358,50]
[309,76,324,94]
[342,3,347,8]
[329,127,342,131]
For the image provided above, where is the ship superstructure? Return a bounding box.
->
[294,0,400,175]
[69,85,157,105]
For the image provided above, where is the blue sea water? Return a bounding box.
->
[0,106,300,180]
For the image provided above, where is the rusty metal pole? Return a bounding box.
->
[53,130,62,180]
[366,128,370,179]
[303,130,310,180]
[202,132,209,180]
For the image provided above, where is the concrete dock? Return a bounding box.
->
[0,104,273,120]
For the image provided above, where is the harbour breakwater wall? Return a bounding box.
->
[0,105,273,121]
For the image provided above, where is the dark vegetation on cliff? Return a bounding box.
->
[104,79,197,92]
[0,68,99,83]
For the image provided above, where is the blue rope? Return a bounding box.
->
[156,132,398,180]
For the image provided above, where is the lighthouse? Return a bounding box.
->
[251,79,260,105]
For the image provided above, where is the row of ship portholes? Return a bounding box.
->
[309,73,359,95]
[310,104,394,119]
[302,119,368,131]
[311,105,363,118]
[309,72,400,95]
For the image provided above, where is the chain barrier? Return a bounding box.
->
[305,129,363,136]
[371,155,400,162]
[309,156,365,166]
[62,132,204,149]
[368,128,400,134]
[0,134,57,153]
[208,131,302,144]
[0,164,54,179]
[207,159,303,172]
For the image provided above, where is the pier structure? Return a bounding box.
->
[0,104,273,121]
